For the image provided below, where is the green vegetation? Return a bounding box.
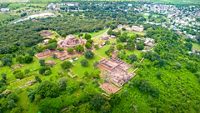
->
[147,0,200,4]
[193,43,200,51]
[0,1,200,113]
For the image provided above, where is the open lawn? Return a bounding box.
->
[193,43,200,51]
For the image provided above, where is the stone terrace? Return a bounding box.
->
[98,58,135,90]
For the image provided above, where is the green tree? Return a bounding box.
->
[127,54,137,63]
[117,50,126,60]
[1,73,7,81]
[118,33,128,42]
[75,45,84,53]
[85,42,92,49]
[47,42,57,50]
[38,97,63,113]
[37,81,60,98]
[16,55,33,64]
[67,48,74,54]
[185,42,193,51]
[39,59,45,66]
[1,56,12,66]
[116,44,124,50]
[58,78,67,91]
[13,70,24,79]
[27,89,35,103]
[80,59,89,67]
[35,76,42,83]
[136,42,144,50]
[126,42,135,50]
[84,33,92,40]
[90,94,108,111]
[61,61,73,70]
[105,46,114,57]
[84,51,94,59]
[24,55,33,64]
[39,66,52,76]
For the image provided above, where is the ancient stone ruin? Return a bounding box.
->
[58,35,86,48]
[98,58,135,87]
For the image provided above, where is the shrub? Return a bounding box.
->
[136,42,144,50]
[13,70,24,79]
[127,54,137,63]
[80,59,89,67]
[75,45,84,53]
[38,97,63,113]
[39,67,52,75]
[116,44,124,50]
[16,55,33,64]
[39,59,45,66]
[61,61,73,70]
[84,51,94,59]
[67,48,74,54]
[85,42,92,49]
[134,79,160,98]
[58,78,67,91]
[35,76,42,83]
[84,33,92,40]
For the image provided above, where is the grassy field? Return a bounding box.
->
[193,43,200,51]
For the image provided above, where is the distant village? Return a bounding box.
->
[1,2,199,41]
[45,2,200,41]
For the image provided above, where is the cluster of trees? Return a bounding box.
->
[119,26,200,112]
[0,93,22,113]
[46,39,57,50]
[0,14,107,68]
[0,73,7,93]
[132,79,160,98]
[16,55,33,64]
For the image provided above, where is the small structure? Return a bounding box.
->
[100,83,120,94]
[58,35,86,48]
[1,89,11,95]
[110,35,116,38]
[11,64,23,71]
[144,38,155,47]
[54,51,70,60]
[117,24,144,32]
[101,35,110,40]
[0,8,10,12]
[136,38,155,51]
[189,50,200,56]
[45,60,56,66]
[40,30,53,38]
[47,3,60,11]
[98,58,134,87]
[131,25,144,32]
[26,80,37,86]
[35,50,54,59]
[35,49,81,61]
[60,2,79,7]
